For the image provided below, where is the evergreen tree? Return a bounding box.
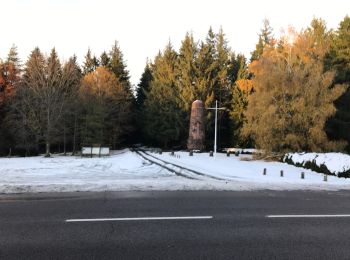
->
[195,30,217,149]
[135,62,153,144]
[136,62,153,107]
[108,41,132,94]
[228,53,251,146]
[60,55,82,155]
[214,28,233,148]
[176,32,198,112]
[79,67,132,148]
[7,45,21,67]
[175,33,199,144]
[10,48,46,155]
[0,45,20,105]
[143,44,183,148]
[326,16,350,151]
[250,19,274,62]
[82,48,99,75]
[100,51,110,67]
[332,16,350,84]
[107,41,135,144]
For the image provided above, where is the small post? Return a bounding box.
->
[235,151,239,157]
[209,151,213,157]
[280,170,284,177]
[226,152,230,157]
[171,151,174,156]
[323,174,328,182]
[301,172,305,179]
[189,150,193,156]
[263,168,266,175]
[159,149,162,155]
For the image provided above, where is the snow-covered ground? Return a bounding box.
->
[1,149,350,193]
[149,151,350,190]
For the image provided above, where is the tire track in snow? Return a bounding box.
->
[134,149,230,182]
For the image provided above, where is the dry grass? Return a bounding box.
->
[239,156,254,161]
[252,153,283,162]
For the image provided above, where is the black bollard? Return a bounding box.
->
[235,151,239,157]
[189,150,193,156]
[280,170,284,177]
[227,152,230,157]
[323,174,328,182]
[301,172,305,179]
[209,151,213,157]
[263,168,267,175]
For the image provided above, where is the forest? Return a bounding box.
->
[0,16,349,156]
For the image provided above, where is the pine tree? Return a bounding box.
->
[100,51,110,67]
[332,16,350,84]
[0,58,9,155]
[82,48,99,75]
[10,48,45,154]
[136,62,153,107]
[135,62,153,144]
[176,32,198,112]
[0,45,20,105]
[228,54,251,146]
[60,55,82,155]
[250,19,274,62]
[79,67,132,148]
[174,33,199,144]
[108,41,132,94]
[195,30,217,149]
[107,41,135,144]
[214,28,233,148]
[143,44,183,148]
[326,16,350,151]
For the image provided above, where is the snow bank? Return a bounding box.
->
[284,153,350,176]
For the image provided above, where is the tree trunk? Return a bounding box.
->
[46,108,51,157]
[72,112,77,155]
[63,124,66,156]
[45,141,51,157]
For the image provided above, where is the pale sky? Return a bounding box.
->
[1,0,349,86]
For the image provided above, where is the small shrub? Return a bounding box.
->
[338,169,350,178]
[283,153,350,178]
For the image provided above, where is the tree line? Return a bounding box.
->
[0,16,349,156]
[0,42,133,156]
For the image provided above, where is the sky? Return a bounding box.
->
[1,0,349,86]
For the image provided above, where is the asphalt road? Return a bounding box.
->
[1,190,350,260]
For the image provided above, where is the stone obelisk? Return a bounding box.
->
[187,100,205,151]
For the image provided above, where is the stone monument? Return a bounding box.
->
[187,100,205,151]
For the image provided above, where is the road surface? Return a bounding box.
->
[1,190,350,259]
